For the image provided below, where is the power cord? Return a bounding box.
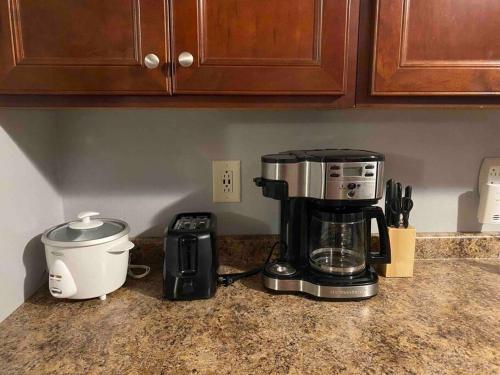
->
[127,245,151,279]
[217,241,284,286]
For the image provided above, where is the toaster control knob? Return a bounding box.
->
[347,190,355,198]
[347,183,356,190]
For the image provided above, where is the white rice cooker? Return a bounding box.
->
[41,211,138,300]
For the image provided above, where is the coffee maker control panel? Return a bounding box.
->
[259,149,385,202]
[326,162,381,200]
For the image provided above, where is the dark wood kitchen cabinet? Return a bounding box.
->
[0,0,359,107]
[1,0,499,108]
[0,0,169,94]
[170,0,359,99]
[369,0,500,96]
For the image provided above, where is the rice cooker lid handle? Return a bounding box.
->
[68,211,104,230]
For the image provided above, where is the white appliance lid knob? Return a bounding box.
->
[78,211,99,222]
[69,211,104,230]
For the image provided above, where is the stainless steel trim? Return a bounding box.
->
[320,162,327,198]
[266,262,297,276]
[262,161,384,200]
[376,162,384,198]
[263,275,378,299]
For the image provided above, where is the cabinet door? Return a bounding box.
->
[0,0,168,94]
[171,0,357,95]
[372,0,500,95]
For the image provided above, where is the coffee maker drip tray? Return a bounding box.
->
[263,263,379,300]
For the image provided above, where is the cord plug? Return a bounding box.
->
[217,275,235,286]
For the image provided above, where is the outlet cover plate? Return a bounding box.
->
[212,160,241,203]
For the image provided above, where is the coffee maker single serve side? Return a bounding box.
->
[255,149,391,300]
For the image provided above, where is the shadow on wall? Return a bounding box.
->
[0,110,59,190]
[23,234,48,299]
[138,190,271,236]
[457,191,483,232]
[383,152,425,186]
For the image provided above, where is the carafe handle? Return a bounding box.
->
[364,206,391,264]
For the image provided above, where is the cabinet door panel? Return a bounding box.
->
[171,0,357,95]
[202,1,318,64]
[372,0,500,95]
[0,0,169,94]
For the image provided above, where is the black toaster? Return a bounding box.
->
[163,212,218,300]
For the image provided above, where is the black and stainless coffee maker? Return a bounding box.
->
[255,149,391,300]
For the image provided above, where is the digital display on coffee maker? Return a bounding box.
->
[343,167,363,177]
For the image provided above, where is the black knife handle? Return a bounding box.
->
[393,183,403,227]
[405,185,412,199]
[402,185,413,228]
[385,179,394,226]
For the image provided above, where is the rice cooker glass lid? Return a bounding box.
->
[43,211,129,246]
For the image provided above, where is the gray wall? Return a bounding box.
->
[0,110,63,322]
[1,107,498,322]
[58,109,500,236]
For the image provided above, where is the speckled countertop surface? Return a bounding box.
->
[0,258,499,374]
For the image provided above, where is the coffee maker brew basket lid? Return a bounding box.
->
[262,149,385,164]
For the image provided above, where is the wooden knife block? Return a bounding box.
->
[377,227,416,278]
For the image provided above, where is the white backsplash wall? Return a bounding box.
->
[0,110,63,322]
[57,109,500,236]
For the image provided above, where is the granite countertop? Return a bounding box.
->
[0,257,499,374]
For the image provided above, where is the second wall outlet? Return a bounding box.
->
[212,160,241,202]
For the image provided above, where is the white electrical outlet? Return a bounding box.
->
[212,160,241,202]
[478,158,500,224]
[222,170,233,193]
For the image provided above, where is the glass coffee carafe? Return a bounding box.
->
[309,207,390,275]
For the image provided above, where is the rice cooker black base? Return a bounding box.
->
[163,213,217,301]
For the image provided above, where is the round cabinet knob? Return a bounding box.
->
[144,53,160,69]
[178,52,194,67]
